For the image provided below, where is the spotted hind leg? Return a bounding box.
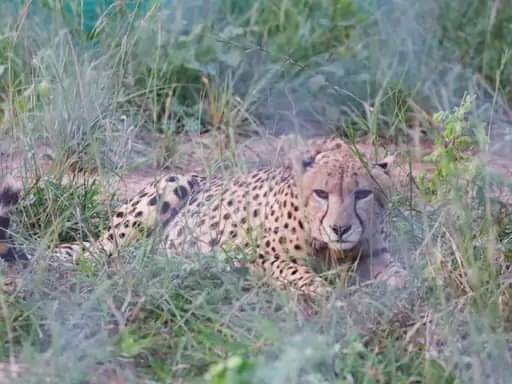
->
[52,173,205,263]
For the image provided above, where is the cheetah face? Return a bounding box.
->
[328,188,383,249]
[296,138,395,251]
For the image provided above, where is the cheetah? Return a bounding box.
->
[0,138,406,297]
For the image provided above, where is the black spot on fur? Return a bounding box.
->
[0,216,9,241]
[174,185,189,200]
[169,207,179,219]
[187,179,196,190]
[148,196,158,206]
[115,211,124,219]
[160,201,171,214]
[166,175,177,183]
[135,211,144,218]
[209,238,219,248]
[0,186,19,207]
[132,221,142,229]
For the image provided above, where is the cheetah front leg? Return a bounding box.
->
[354,248,407,288]
[251,252,332,298]
[52,173,204,263]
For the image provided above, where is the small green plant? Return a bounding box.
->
[117,328,158,358]
[205,355,256,384]
[418,93,485,200]
[17,176,110,244]
[334,338,455,384]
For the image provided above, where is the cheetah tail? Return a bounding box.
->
[0,177,28,262]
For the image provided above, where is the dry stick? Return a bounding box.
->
[443,226,472,294]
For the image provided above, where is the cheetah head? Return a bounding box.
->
[293,138,396,251]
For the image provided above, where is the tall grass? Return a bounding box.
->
[1,0,512,382]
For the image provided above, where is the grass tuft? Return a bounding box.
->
[1,0,512,382]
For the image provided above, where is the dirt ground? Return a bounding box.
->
[2,133,511,204]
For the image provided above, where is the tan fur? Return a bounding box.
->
[5,138,406,296]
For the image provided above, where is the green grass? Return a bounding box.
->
[1,0,512,382]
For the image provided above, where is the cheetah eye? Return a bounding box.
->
[313,189,329,200]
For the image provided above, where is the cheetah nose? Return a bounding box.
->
[354,189,373,201]
[332,224,352,238]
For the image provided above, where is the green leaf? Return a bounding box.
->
[117,329,157,358]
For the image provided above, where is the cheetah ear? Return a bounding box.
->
[287,147,317,178]
[314,136,345,153]
[299,136,343,169]
[374,153,396,174]
[289,145,318,171]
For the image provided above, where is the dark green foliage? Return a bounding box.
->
[438,0,512,98]
[17,177,109,243]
